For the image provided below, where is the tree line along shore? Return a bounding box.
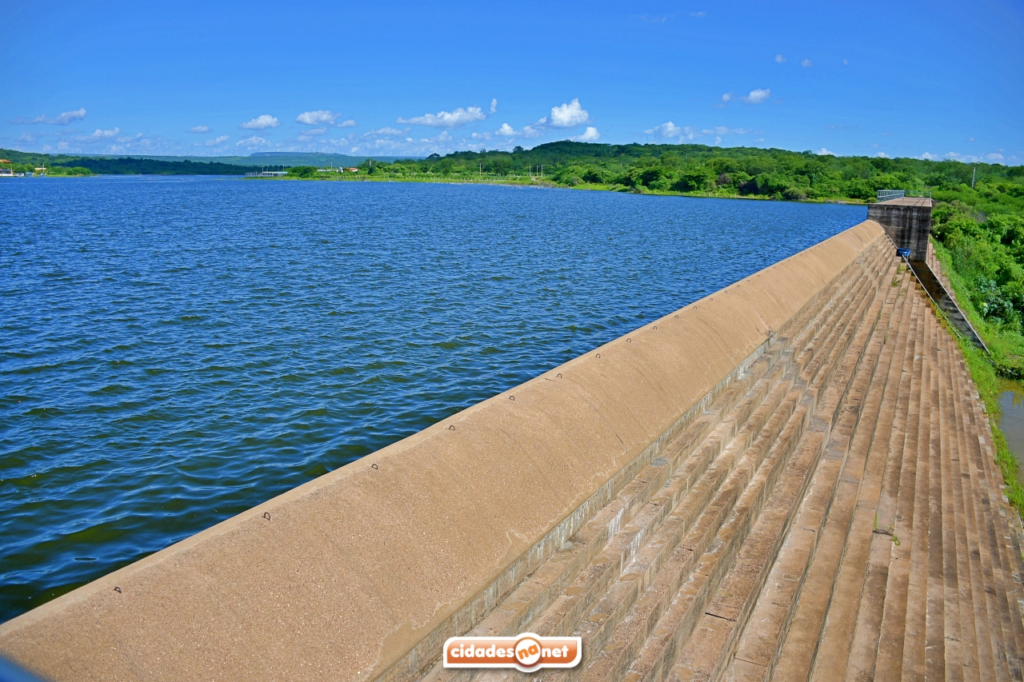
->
[6,140,1024,512]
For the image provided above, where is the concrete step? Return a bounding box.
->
[414,241,1024,682]
[802,275,923,681]
[669,269,919,682]
[419,244,896,682]
[943,329,1000,681]
[950,343,1011,680]
[821,288,923,682]
[948,332,1018,680]
[811,273,919,679]
[559,298,872,680]
[601,259,903,682]
[716,268,913,682]
[938,322,984,681]
[720,279,910,677]
[860,286,931,682]
[898,297,936,681]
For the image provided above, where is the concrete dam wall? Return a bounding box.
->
[3,219,1023,681]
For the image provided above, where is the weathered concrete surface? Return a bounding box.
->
[0,221,887,681]
[868,197,933,261]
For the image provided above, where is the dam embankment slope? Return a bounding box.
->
[2,219,1022,681]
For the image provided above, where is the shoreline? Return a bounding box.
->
[243,173,872,205]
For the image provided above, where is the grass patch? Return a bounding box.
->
[930,242,1024,516]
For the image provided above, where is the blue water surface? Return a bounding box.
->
[0,176,866,621]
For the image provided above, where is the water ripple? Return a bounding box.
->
[0,176,865,621]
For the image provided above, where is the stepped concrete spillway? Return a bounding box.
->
[3,219,1024,682]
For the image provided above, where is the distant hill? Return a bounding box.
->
[243,152,421,166]
[0,149,267,175]
[90,152,422,167]
[0,149,424,175]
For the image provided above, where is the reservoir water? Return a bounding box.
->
[999,387,1024,485]
[0,176,866,622]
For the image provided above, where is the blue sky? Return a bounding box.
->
[1,0,1021,163]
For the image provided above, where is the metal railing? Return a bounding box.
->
[876,189,905,202]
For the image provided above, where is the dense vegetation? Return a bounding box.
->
[347,142,1009,202]
[0,148,269,175]
[43,165,92,176]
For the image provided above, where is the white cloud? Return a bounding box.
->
[14,108,88,125]
[775,54,786,63]
[237,135,268,147]
[701,126,750,135]
[471,132,492,140]
[721,92,732,102]
[188,125,210,133]
[82,127,120,139]
[817,148,836,156]
[350,129,467,156]
[57,141,70,151]
[54,109,88,125]
[16,132,39,143]
[296,110,335,125]
[843,59,849,65]
[296,110,354,127]
[195,135,229,147]
[494,122,543,138]
[490,98,498,114]
[571,127,600,142]
[240,115,280,130]
[744,88,771,104]
[644,121,698,142]
[397,106,487,128]
[801,58,813,67]
[943,151,1006,163]
[549,98,589,127]
[690,10,705,17]
[368,127,405,136]
[876,152,889,158]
